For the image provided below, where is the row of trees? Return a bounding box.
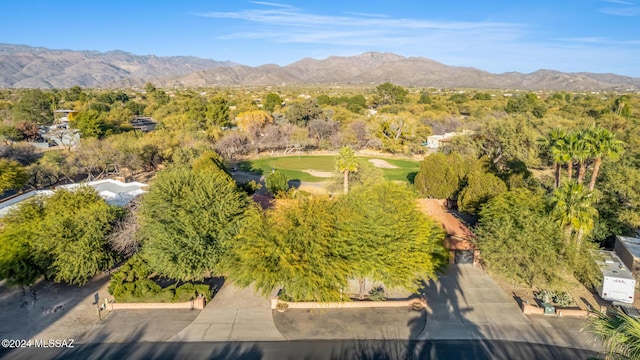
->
[129,151,447,301]
[539,127,624,190]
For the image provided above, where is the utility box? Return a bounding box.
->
[595,251,636,304]
[541,302,556,315]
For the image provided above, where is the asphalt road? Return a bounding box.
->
[0,340,599,360]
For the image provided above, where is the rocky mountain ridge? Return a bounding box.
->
[1,44,638,91]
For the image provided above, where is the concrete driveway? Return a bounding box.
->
[170,284,285,341]
[420,264,601,351]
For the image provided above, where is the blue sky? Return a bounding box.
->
[1,0,639,76]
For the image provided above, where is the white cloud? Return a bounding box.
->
[249,1,294,9]
[193,3,640,76]
[603,0,635,5]
[599,0,640,16]
[600,6,640,15]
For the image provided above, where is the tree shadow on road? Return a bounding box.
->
[0,274,111,343]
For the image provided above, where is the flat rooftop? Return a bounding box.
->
[595,250,634,279]
[0,179,147,216]
[0,190,54,217]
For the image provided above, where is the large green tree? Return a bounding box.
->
[0,187,121,286]
[458,166,507,214]
[374,82,408,106]
[139,161,252,281]
[336,182,447,299]
[0,158,28,193]
[476,189,565,288]
[224,197,350,302]
[263,93,283,112]
[12,89,54,125]
[414,152,467,199]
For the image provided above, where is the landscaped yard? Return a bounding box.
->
[237,155,419,183]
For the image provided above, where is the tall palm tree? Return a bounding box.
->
[563,131,582,182]
[335,146,358,194]
[585,127,625,191]
[587,309,640,360]
[539,128,567,188]
[574,130,592,184]
[550,182,598,246]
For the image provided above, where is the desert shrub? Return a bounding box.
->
[238,180,262,195]
[174,283,212,302]
[368,286,387,301]
[108,255,212,303]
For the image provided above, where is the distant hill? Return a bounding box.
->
[159,52,640,91]
[0,44,235,88]
[0,44,638,91]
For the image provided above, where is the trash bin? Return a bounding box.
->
[541,302,556,315]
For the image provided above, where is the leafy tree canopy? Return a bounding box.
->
[139,162,252,281]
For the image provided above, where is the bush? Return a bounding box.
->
[368,286,387,301]
[174,283,212,302]
[265,170,288,195]
[238,180,262,195]
[535,289,576,307]
[108,256,213,303]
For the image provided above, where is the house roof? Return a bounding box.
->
[416,198,475,251]
[0,179,147,217]
[0,190,54,217]
[58,179,148,207]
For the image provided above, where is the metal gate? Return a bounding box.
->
[455,250,474,264]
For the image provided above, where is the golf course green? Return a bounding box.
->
[237,155,419,183]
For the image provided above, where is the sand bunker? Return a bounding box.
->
[303,169,335,178]
[368,159,398,169]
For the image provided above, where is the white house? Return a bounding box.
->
[0,179,148,217]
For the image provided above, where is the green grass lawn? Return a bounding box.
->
[237,155,419,183]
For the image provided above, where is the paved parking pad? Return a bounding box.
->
[79,309,200,343]
[274,307,426,340]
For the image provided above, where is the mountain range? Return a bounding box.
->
[1,44,639,91]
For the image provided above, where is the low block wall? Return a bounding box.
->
[521,302,592,318]
[521,303,545,315]
[109,296,205,311]
[271,298,426,310]
[556,308,591,317]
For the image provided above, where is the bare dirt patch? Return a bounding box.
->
[368,159,398,169]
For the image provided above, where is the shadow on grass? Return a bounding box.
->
[236,161,263,175]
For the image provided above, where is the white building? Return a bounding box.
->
[426,130,474,149]
[0,179,147,217]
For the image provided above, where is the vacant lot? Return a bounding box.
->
[238,156,419,183]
